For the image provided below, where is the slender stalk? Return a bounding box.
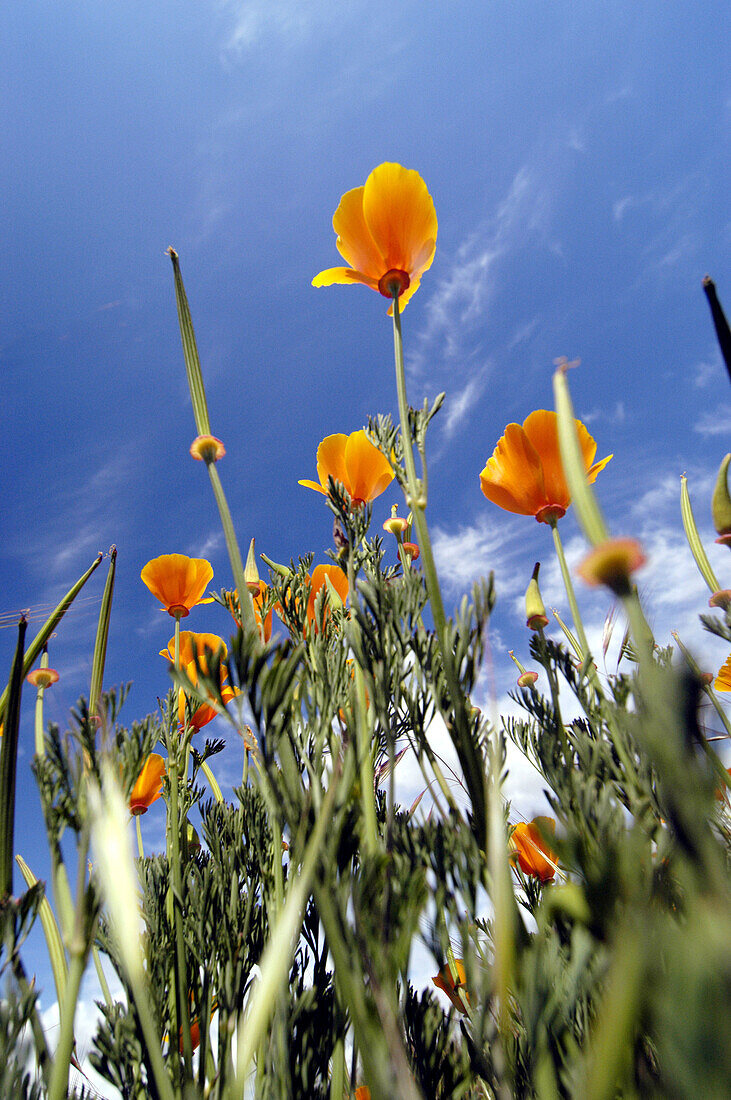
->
[92,944,113,1009]
[47,950,86,1100]
[33,648,48,757]
[354,662,378,857]
[550,521,592,664]
[136,814,145,859]
[0,616,27,898]
[201,759,224,803]
[206,462,257,634]
[390,293,487,848]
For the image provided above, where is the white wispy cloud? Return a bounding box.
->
[218,0,359,55]
[440,373,488,440]
[694,403,731,436]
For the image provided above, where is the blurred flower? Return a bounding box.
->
[401,541,420,562]
[189,435,225,463]
[26,667,60,689]
[714,653,731,692]
[517,671,538,688]
[576,537,646,594]
[141,554,214,618]
[312,162,437,310]
[479,411,611,525]
[129,754,165,816]
[299,430,393,506]
[510,817,558,882]
[160,632,228,667]
[178,660,239,733]
[354,1089,371,1100]
[432,959,469,1012]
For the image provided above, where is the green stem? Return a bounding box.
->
[136,814,145,859]
[47,951,86,1100]
[92,944,113,1009]
[201,759,224,803]
[390,293,487,848]
[550,521,592,664]
[206,461,257,635]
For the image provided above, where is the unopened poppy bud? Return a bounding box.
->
[517,671,538,688]
[709,590,731,611]
[190,435,225,463]
[576,538,646,596]
[712,454,731,545]
[402,541,420,561]
[26,667,60,689]
[244,538,261,595]
[383,504,408,538]
[525,562,549,630]
[186,823,201,854]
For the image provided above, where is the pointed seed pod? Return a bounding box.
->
[525,562,549,630]
[712,454,731,546]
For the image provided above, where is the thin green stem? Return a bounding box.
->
[47,951,85,1100]
[206,461,257,634]
[550,521,592,664]
[136,814,145,859]
[92,944,113,1009]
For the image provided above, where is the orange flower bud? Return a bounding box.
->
[510,818,558,882]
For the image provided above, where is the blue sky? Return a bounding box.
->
[2,0,730,1077]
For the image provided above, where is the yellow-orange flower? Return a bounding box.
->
[141,554,214,618]
[306,565,349,630]
[312,162,437,311]
[220,588,275,643]
[129,754,166,816]
[479,411,612,525]
[510,817,558,882]
[160,632,228,667]
[299,431,393,506]
[354,1089,371,1100]
[432,959,469,1013]
[714,653,731,692]
[26,667,60,689]
[178,660,239,732]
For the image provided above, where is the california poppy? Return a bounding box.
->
[510,817,558,882]
[306,565,349,630]
[299,431,393,506]
[479,411,611,525]
[129,754,166,816]
[432,959,469,1012]
[312,162,437,311]
[141,554,214,618]
[160,632,227,667]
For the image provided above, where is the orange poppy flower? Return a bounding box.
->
[220,588,275,642]
[312,162,437,311]
[129,754,166,816]
[714,653,731,692]
[160,632,228,667]
[141,554,214,618]
[306,565,349,630]
[299,430,393,506]
[178,660,240,732]
[432,959,469,1013]
[510,817,558,882]
[479,411,612,525]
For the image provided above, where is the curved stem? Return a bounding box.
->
[550,521,591,664]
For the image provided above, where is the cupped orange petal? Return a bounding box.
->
[362,163,437,277]
[520,411,571,512]
[141,554,214,618]
[510,817,557,882]
[479,423,547,515]
[306,564,349,628]
[332,184,385,280]
[311,266,379,291]
[129,753,166,816]
[343,430,394,502]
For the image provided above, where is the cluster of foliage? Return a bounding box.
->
[1,165,730,1099]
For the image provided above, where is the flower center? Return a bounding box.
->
[378,269,410,298]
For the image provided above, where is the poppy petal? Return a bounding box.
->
[343,430,393,501]
[312,266,379,290]
[479,424,546,515]
[332,185,385,278]
[316,434,350,492]
[362,163,438,275]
